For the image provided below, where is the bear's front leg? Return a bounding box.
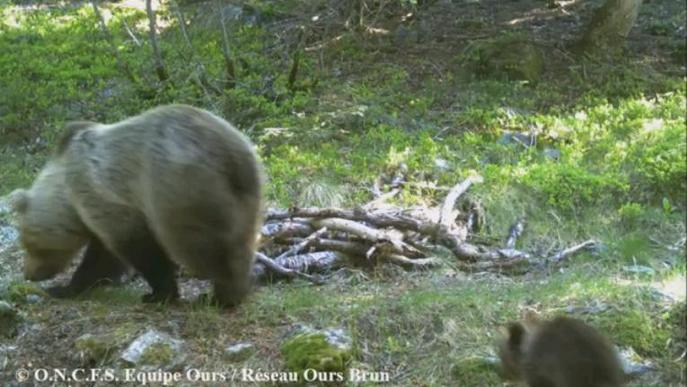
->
[47,237,129,298]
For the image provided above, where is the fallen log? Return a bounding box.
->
[254,252,324,284]
[548,240,598,264]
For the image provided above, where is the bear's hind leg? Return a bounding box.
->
[163,229,252,308]
[108,227,179,304]
[47,237,129,298]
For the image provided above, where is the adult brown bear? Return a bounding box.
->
[9,105,264,307]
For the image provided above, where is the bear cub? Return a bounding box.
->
[498,314,625,387]
[10,104,264,307]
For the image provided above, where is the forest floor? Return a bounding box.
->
[0,0,685,385]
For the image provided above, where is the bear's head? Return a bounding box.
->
[9,164,88,281]
[497,310,541,381]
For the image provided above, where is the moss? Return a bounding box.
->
[5,282,46,303]
[139,342,176,365]
[0,300,20,338]
[281,332,352,374]
[463,34,544,82]
[74,333,113,363]
[450,356,502,385]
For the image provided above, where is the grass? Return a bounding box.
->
[0,0,685,385]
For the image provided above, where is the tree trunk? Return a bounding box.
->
[145,0,168,82]
[217,1,236,90]
[575,0,643,55]
[90,0,139,85]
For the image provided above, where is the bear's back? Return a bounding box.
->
[61,105,262,208]
[523,317,624,387]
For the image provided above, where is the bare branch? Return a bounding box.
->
[216,0,236,89]
[274,251,347,273]
[121,17,142,47]
[261,221,314,240]
[438,175,483,227]
[505,218,525,249]
[382,254,441,269]
[90,0,138,84]
[548,240,598,264]
[145,0,168,82]
[274,227,328,261]
[255,252,323,284]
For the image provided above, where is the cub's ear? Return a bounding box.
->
[8,188,29,214]
[57,121,98,154]
[506,322,526,352]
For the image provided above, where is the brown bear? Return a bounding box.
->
[498,314,625,387]
[9,104,264,307]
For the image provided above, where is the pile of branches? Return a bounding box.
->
[253,176,597,283]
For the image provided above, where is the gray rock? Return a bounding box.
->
[320,328,352,351]
[0,345,17,371]
[498,131,537,147]
[224,342,255,362]
[619,347,655,377]
[0,225,19,254]
[0,301,20,338]
[286,325,352,352]
[221,4,262,26]
[543,147,561,160]
[622,265,655,275]
[434,158,450,171]
[120,329,185,370]
[25,294,42,304]
[0,196,11,216]
[222,5,244,21]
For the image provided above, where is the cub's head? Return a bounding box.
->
[497,310,541,381]
[9,175,87,281]
[498,321,528,381]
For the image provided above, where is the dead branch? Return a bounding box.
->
[90,0,139,84]
[170,0,220,96]
[274,227,328,261]
[291,238,370,257]
[464,256,531,273]
[261,221,314,240]
[505,218,525,249]
[216,0,236,89]
[274,251,348,273]
[145,0,168,82]
[312,218,421,257]
[382,254,441,269]
[287,26,305,91]
[265,206,483,260]
[362,188,400,210]
[255,252,323,284]
[438,175,483,227]
[121,17,142,47]
[548,240,598,264]
[465,199,484,233]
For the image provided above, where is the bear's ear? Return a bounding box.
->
[8,189,29,214]
[56,121,98,154]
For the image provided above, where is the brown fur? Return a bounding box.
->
[11,104,264,307]
[498,316,625,387]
